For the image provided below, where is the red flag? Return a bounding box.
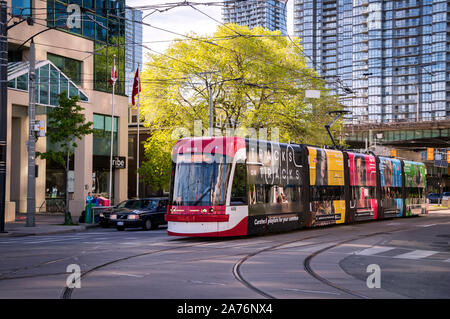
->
[109,57,117,87]
[132,66,141,106]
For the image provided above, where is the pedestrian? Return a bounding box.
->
[86,192,94,204]
[92,194,100,206]
[52,186,58,198]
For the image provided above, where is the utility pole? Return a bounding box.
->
[207,80,213,136]
[0,1,7,232]
[26,40,36,227]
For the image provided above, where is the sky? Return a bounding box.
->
[126,0,294,56]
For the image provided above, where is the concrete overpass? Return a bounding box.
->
[344,120,450,193]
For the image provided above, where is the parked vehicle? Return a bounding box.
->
[427,193,441,204]
[442,192,450,201]
[98,206,116,228]
[110,198,168,231]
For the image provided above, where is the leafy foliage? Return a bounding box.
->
[139,24,343,191]
[138,130,174,193]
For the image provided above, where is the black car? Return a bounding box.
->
[427,193,441,204]
[98,206,115,228]
[109,198,168,231]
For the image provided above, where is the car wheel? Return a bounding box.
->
[143,218,153,231]
[117,226,125,231]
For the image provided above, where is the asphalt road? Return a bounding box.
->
[0,212,449,299]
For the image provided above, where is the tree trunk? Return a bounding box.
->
[64,150,73,225]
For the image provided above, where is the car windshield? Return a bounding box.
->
[171,154,232,206]
[116,200,147,209]
[147,200,159,210]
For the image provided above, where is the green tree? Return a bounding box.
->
[37,93,94,225]
[138,131,174,194]
[139,24,342,186]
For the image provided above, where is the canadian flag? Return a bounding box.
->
[131,66,141,106]
[109,57,117,87]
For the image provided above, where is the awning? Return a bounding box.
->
[7,60,89,107]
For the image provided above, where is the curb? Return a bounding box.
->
[0,223,100,238]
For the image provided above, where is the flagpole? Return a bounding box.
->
[109,55,116,205]
[136,63,140,199]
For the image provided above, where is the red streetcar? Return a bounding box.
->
[165,136,427,237]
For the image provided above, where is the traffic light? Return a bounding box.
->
[427,148,434,161]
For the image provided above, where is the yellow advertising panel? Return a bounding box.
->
[334,200,346,224]
[325,149,344,186]
[307,147,344,186]
[308,147,317,185]
[390,149,397,158]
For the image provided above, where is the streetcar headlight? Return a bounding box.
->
[99,213,104,218]
[110,214,117,220]
[209,208,214,213]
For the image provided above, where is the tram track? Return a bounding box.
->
[60,238,241,299]
[232,223,423,299]
[1,216,437,298]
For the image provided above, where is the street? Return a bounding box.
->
[0,212,449,299]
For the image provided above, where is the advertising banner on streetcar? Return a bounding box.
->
[307,147,345,226]
[348,153,376,186]
[379,157,403,217]
[403,161,426,188]
[347,153,377,220]
[403,161,426,217]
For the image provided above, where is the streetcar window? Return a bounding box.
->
[230,162,247,205]
[171,154,232,206]
[406,187,425,199]
[310,186,344,201]
[350,186,376,200]
[248,184,302,205]
[381,187,402,199]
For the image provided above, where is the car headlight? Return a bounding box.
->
[110,214,117,220]
[128,214,139,220]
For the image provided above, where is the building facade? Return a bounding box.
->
[4,0,129,221]
[125,6,143,103]
[294,0,450,124]
[223,0,288,34]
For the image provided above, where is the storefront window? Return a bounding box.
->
[93,113,118,156]
[11,0,31,17]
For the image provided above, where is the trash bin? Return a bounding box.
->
[85,203,95,223]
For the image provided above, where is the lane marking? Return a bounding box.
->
[187,280,227,286]
[282,288,341,295]
[355,246,396,256]
[393,250,438,260]
[110,272,145,278]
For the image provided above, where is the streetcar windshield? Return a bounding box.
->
[171,154,232,206]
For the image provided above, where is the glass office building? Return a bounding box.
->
[223,0,288,35]
[47,0,126,95]
[124,6,143,102]
[294,0,450,124]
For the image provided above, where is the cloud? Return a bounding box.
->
[126,0,294,55]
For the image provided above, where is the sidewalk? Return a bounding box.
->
[428,207,450,214]
[0,213,98,237]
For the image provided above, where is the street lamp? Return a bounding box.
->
[0,3,34,232]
